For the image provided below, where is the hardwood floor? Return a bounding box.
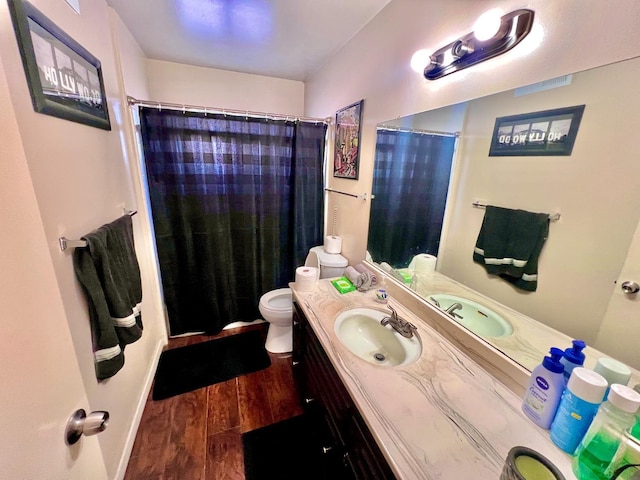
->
[124,323,303,480]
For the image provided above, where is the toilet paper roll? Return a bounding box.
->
[295,266,318,291]
[324,235,342,254]
[409,254,437,274]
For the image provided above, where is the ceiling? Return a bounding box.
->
[106,0,391,81]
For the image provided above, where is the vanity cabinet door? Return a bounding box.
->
[292,302,396,480]
[346,414,396,480]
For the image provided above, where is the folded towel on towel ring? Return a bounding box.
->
[344,266,374,292]
[353,263,378,285]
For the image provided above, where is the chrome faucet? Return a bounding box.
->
[445,302,464,319]
[380,305,417,338]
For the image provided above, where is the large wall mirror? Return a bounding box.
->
[367,56,640,372]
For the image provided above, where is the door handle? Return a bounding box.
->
[65,409,110,445]
[621,281,640,295]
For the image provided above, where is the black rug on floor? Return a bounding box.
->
[152,330,271,400]
[243,414,352,480]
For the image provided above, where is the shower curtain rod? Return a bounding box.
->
[127,96,331,124]
[377,125,459,137]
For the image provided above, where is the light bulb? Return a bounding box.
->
[410,49,433,74]
[473,9,503,41]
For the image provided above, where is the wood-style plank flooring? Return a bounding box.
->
[124,323,303,480]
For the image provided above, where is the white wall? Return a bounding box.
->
[145,58,305,115]
[305,0,640,264]
[0,1,164,478]
[0,49,109,480]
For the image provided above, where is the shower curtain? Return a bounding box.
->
[368,128,457,267]
[139,108,326,335]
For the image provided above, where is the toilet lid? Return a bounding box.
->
[305,250,320,269]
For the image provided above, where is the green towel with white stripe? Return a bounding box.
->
[473,206,549,292]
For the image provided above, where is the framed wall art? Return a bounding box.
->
[333,99,363,179]
[8,0,111,130]
[488,105,585,156]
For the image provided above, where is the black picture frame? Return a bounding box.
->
[333,100,364,179]
[488,105,585,156]
[7,0,111,130]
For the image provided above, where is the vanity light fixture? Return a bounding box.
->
[420,9,534,80]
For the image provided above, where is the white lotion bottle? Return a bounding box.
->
[522,347,566,429]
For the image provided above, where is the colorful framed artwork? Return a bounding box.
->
[333,99,364,179]
[8,0,111,130]
[488,105,585,156]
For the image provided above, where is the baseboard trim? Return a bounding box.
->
[113,338,165,480]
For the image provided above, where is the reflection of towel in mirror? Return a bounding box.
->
[473,206,549,292]
[345,266,374,291]
[353,263,378,285]
[73,215,143,380]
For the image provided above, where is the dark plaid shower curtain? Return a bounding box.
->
[368,129,457,267]
[139,108,326,335]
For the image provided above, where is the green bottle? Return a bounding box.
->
[573,384,640,480]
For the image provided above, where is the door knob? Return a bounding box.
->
[65,409,110,445]
[621,281,640,295]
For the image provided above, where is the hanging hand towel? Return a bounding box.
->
[473,206,549,292]
[73,215,143,380]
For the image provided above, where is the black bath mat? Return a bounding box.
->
[243,414,352,480]
[152,330,271,400]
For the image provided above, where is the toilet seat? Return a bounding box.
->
[259,288,292,315]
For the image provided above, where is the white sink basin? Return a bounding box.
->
[428,294,513,338]
[334,307,422,367]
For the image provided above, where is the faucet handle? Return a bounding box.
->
[387,304,398,319]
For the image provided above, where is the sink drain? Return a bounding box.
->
[373,353,386,362]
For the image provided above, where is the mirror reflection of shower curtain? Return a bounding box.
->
[368,128,457,267]
[139,108,326,336]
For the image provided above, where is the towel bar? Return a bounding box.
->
[325,187,374,200]
[472,201,560,222]
[59,210,137,251]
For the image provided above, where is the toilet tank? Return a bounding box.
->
[306,246,348,279]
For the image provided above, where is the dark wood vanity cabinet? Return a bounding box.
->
[292,301,396,480]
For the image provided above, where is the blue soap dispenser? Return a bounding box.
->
[560,339,586,382]
[522,347,566,429]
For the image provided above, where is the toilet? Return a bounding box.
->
[259,246,347,353]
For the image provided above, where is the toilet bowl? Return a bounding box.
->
[259,288,294,353]
[259,246,347,353]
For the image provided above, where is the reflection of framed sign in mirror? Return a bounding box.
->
[8,0,111,130]
[489,105,585,156]
[333,99,363,179]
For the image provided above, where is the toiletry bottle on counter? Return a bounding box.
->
[572,384,640,480]
[594,358,632,400]
[550,367,608,454]
[561,339,587,383]
[604,420,640,480]
[522,348,565,429]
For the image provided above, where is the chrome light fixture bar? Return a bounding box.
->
[423,9,534,80]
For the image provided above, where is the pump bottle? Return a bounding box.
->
[561,339,587,383]
[522,347,565,429]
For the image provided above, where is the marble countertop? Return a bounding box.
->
[291,279,576,480]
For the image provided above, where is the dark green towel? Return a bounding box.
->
[73,215,143,380]
[473,206,549,292]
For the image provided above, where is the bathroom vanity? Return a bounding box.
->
[293,300,396,479]
[290,279,576,479]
